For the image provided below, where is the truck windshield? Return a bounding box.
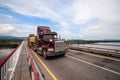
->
[44,35,57,39]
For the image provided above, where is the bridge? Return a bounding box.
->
[0,41,120,80]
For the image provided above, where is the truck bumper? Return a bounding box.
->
[47,51,66,56]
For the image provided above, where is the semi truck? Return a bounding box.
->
[28,26,66,59]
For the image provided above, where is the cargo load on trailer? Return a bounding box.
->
[28,34,37,51]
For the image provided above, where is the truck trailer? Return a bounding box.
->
[28,34,37,51]
[28,26,66,59]
[28,34,36,47]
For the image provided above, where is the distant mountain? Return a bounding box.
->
[17,37,28,40]
[0,36,27,40]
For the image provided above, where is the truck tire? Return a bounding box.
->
[43,49,47,59]
[61,53,65,56]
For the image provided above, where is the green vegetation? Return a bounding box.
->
[0,39,22,49]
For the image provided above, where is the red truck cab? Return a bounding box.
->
[36,26,66,59]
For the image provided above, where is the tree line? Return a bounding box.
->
[0,39,22,49]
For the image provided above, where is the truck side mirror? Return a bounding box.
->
[58,35,61,39]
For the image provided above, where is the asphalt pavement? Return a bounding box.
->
[29,48,120,80]
[20,39,120,80]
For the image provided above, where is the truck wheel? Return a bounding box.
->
[61,53,65,56]
[43,50,47,59]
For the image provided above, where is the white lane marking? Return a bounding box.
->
[67,55,120,76]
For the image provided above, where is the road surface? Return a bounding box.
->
[26,42,120,80]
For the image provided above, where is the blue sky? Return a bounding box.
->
[0,0,120,40]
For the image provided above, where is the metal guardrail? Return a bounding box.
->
[93,43,120,46]
[0,41,23,80]
[26,47,44,80]
[68,45,120,57]
[79,46,120,53]
[68,45,120,53]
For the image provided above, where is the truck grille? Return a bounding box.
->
[55,41,65,52]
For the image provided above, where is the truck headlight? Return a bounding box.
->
[50,39,52,42]
[48,48,54,51]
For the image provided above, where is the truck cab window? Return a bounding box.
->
[44,35,56,39]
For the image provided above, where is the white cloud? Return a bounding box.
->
[0,0,120,39]
[0,24,15,34]
[0,23,36,37]
[0,13,14,23]
[0,0,64,22]
[9,24,37,37]
[0,13,13,19]
[5,15,13,19]
[80,24,120,40]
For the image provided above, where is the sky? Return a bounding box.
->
[0,0,120,40]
